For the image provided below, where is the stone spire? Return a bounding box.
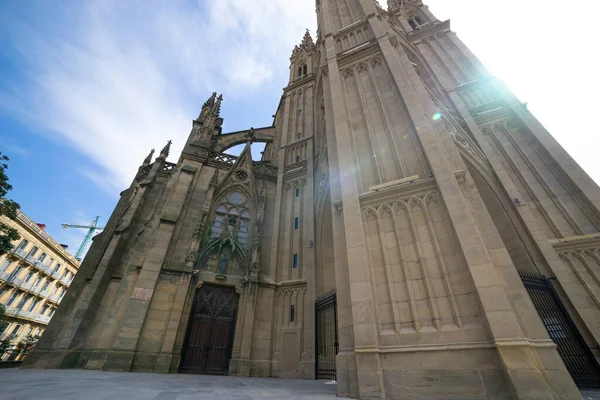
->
[291,30,315,58]
[212,94,223,117]
[300,29,314,49]
[159,140,172,159]
[197,92,217,120]
[142,148,155,166]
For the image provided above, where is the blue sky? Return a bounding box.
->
[1,0,599,257]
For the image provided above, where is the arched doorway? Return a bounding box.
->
[179,284,239,375]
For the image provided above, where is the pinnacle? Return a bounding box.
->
[202,92,217,109]
[159,140,172,158]
[212,94,223,117]
[143,148,155,165]
[301,29,314,47]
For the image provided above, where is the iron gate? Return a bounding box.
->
[315,290,338,380]
[519,271,600,388]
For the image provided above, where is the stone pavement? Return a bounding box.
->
[1,368,599,399]
[0,369,345,400]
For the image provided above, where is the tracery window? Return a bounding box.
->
[407,15,425,30]
[211,191,251,246]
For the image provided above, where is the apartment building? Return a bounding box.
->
[0,209,79,360]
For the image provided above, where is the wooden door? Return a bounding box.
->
[179,284,239,375]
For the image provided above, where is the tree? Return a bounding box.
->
[0,304,12,357]
[0,151,20,255]
[15,334,40,359]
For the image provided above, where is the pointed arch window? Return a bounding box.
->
[297,64,307,78]
[408,15,426,30]
[211,191,251,246]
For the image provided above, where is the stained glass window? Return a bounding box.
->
[210,191,251,245]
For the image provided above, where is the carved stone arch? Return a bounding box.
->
[356,62,368,74]
[584,248,600,266]
[393,200,410,215]
[213,184,255,214]
[363,206,378,221]
[377,203,394,220]
[424,191,440,206]
[481,126,494,136]
[558,252,572,264]
[213,127,276,153]
[370,56,382,68]
[408,196,426,210]
[349,32,356,46]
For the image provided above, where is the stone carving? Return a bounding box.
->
[218,254,228,275]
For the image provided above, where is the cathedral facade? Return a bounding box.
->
[25,1,600,398]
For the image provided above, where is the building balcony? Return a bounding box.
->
[0,270,10,283]
[47,294,61,304]
[26,260,59,280]
[57,276,71,286]
[3,306,51,325]
[8,248,28,261]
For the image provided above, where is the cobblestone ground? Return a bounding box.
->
[0,369,344,400]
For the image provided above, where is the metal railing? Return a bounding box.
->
[4,306,51,324]
[13,248,27,259]
[59,276,71,286]
[0,270,10,282]
[47,293,61,303]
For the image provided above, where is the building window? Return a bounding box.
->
[33,277,42,287]
[297,132,302,140]
[27,246,38,258]
[298,110,302,116]
[0,259,10,272]
[41,305,49,315]
[17,295,30,310]
[297,64,307,77]
[290,305,295,322]
[28,299,40,312]
[295,217,299,230]
[15,239,29,252]
[296,155,300,163]
[49,308,55,317]
[41,281,49,291]
[53,263,61,273]
[37,253,47,263]
[8,324,22,337]
[408,15,425,30]
[211,191,251,246]
[295,188,300,197]
[8,266,22,280]
[46,258,54,268]
[24,271,34,282]
[6,291,19,306]
[293,253,298,268]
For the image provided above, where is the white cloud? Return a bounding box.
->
[1,0,599,195]
[0,0,316,192]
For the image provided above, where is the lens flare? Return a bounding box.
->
[432,112,442,121]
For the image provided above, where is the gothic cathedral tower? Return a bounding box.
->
[25,1,600,398]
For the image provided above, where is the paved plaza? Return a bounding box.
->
[1,368,599,399]
[0,369,344,400]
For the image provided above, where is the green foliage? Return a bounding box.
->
[16,334,40,355]
[0,151,20,255]
[0,304,12,355]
